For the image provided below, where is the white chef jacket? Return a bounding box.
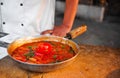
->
[0,0,55,37]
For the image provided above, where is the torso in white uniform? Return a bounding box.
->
[0,0,55,37]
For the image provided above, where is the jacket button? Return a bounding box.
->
[20,3,23,6]
[21,24,24,26]
[3,22,5,24]
[0,2,3,5]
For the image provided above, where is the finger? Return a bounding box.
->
[41,30,53,35]
[52,33,64,37]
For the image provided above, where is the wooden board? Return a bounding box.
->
[0,44,120,78]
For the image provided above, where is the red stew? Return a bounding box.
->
[12,41,75,64]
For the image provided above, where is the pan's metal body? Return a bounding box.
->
[7,36,80,72]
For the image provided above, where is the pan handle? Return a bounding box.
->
[65,24,87,39]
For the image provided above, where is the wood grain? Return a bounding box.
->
[0,45,120,78]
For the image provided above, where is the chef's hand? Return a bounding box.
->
[41,25,71,37]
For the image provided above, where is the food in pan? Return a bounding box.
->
[11,41,76,64]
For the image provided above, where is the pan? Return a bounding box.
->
[7,25,87,72]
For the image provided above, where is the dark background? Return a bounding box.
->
[55,0,120,48]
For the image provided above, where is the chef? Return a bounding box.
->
[0,0,79,37]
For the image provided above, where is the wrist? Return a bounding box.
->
[62,23,72,29]
[61,23,72,33]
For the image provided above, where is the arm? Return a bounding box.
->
[62,0,79,31]
[41,0,79,37]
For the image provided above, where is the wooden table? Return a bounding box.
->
[0,44,120,78]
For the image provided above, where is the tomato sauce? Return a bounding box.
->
[12,41,76,64]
